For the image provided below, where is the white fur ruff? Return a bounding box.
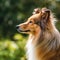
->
[26,38,37,60]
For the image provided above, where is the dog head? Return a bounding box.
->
[16,7,51,34]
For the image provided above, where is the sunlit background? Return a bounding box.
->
[0,0,60,60]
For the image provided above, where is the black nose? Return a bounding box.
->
[16,25,19,29]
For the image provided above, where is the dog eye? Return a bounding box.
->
[29,21,33,23]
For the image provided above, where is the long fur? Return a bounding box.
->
[26,8,60,60]
[17,7,60,60]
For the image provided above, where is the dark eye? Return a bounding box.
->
[29,21,33,23]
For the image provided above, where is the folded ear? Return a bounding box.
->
[39,8,51,30]
[41,8,50,22]
[32,8,40,15]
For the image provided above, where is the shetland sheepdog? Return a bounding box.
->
[16,7,60,60]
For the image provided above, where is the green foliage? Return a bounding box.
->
[56,21,60,31]
[0,34,27,60]
[0,0,60,60]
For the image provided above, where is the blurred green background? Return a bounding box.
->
[0,0,60,60]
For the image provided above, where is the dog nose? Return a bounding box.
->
[16,25,19,29]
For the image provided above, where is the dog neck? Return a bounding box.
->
[26,26,60,60]
[26,30,41,60]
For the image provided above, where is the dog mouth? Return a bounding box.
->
[17,29,30,33]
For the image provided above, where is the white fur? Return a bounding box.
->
[26,35,37,60]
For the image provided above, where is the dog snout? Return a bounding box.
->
[16,25,20,29]
[16,25,23,32]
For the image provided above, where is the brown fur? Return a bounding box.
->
[17,7,60,60]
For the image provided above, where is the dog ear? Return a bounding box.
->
[32,8,40,15]
[40,8,50,30]
[41,8,50,21]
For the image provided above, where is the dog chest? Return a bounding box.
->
[26,39,37,60]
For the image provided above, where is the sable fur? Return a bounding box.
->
[17,7,60,60]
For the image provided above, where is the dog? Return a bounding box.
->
[16,7,60,60]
